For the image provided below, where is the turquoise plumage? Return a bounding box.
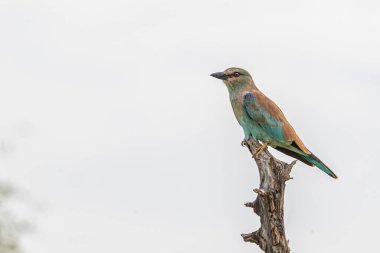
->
[211,67,337,179]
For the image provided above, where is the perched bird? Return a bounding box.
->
[211,67,337,178]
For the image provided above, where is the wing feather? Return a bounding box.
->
[243,90,311,155]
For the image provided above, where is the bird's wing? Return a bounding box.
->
[243,91,311,155]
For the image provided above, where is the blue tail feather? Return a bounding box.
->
[304,153,337,179]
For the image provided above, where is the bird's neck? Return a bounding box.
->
[227,79,258,95]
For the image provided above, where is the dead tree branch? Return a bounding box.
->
[241,138,296,253]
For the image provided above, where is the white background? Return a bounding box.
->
[0,0,379,252]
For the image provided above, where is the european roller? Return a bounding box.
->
[211,67,337,178]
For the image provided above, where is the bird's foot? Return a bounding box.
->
[252,142,268,158]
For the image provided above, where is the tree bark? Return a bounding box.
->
[241,138,296,253]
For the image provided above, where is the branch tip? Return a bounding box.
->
[244,202,255,208]
[241,232,260,245]
[253,188,267,196]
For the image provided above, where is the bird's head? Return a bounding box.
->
[210,67,254,91]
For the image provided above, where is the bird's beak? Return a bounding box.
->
[210,72,227,80]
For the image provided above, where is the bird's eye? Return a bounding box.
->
[233,72,240,77]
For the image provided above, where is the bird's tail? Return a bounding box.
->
[304,153,337,179]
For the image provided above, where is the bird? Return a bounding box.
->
[211,67,337,178]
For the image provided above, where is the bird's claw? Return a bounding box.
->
[252,142,268,158]
[241,139,248,147]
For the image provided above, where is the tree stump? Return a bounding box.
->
[241,138,296,253]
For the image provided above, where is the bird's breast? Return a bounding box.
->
[229,92,249,126]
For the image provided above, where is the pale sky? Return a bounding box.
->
[0,0,379,252]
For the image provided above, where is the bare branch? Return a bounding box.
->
[241,138,296,253]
